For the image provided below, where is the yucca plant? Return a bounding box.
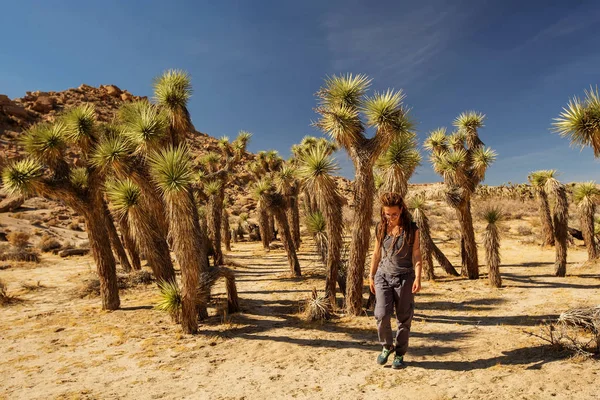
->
[149,145,205,333]
[105,178,176,284]
[298,145,344,305]
[545,175,569,277]
[481,206,503,288]
[305,210,328,264]
[426,111,496,279]
[153,69,194,146]
[303,288,332,322]
[155,279,182,323]
[276,164,301,249]
[553,86,600,157]
[573,182,600,260]
[314,74,413,315]
[252,178,273,251]
[3,116,121,310]
[258,183,301,276]
[376,132,421,197]
[528,170,556,247]
[222,199,232,252]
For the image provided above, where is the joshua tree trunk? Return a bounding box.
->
[269,213,276,240]
[257,202,270,250]
[431,242,460,276]
[553,185,568,277]
[580,205,598,260]
[456,200,479,279]
[207,192,224,266]
[266,194,301,276]
[288,190,301,250]
[484,223,501,287]
[539,190,555,247]
[222,208,232,252]
[103,203,133,272]
[321,198,343,306]
[166,189,206,334]
[126,207,176,284]
[84,196,120,310]
[416,218,435,281]
[117,215,142,271]
[346,160,375,315]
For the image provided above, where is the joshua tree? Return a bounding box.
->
[4,113,120,310]
[115,214,142,271]
[528,170,555,247]
[305,210,328,264]
[153,69,194,146]
[298,145,345,305]
[408,195,434,280]
[482,206,503,288]
[276,165,301,250]
[222,200,232,252]
[425,114,496,280]
[314,74,413,315]
[545,175,569,277]
[573,182,600,261]
[376,132,421,197]
[553,86,600,157]
[257,182,301,276]
[252,178,273,251]
[105,179,176,285]
[149,145,205,334]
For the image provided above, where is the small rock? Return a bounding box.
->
[0,195,24,212]
[2,104,30,119]
[120,92,132,101]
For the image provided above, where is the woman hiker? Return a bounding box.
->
[369,192,422,369]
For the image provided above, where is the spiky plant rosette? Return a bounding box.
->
[1,158,44,196]
[362,89,413,134]
[90,134,133,175]
[153,69,192,111]
[120,101,169,154]
[61,104,97,151]
[155,279,182,323]
[105,178,142,219]
[303,288,332,322]
[424,127,449,154]
[19,122,67,164]
[481,206,503,225]
[204,180,221,197]
[573,181,600,207]
[69,167,89,191]
[148,145,195,199]
[553,86,600,156]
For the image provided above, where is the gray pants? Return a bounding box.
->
[374,270,415,356]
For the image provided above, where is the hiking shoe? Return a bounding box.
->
[376,347,394,365]
[392,354,405,369]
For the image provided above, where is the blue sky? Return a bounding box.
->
[1,0,599,184]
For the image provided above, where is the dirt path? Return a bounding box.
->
[1,239,599,400]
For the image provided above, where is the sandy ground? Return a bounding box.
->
[1,234,600,400]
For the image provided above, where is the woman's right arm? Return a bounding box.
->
[369,237,381,294]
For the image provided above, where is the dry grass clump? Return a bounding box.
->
[0,243,40,263]
[528,306,600,357]
[0,279,21,306]
[302,288,332,322]
[126,270,155,286]
[516,225,533,236]
[74,277,101,298]
[20,281,47,292]
[38,234,62,252]
[7,231,30,248]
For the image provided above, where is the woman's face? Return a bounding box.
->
[383,205,402,227]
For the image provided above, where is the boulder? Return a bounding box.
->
[120,92,133,101]
[0,94,11,106]
[1,104,30,119]
[0,195,24,212]
[105,85,122,97]
[31,96,55,113]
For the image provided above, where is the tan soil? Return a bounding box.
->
[1,233,599,400]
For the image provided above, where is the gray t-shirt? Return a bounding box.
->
[378,229,414,275]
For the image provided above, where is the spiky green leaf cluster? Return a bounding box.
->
[69,167,88,190]
[573,181,600,205]
[153,69,192,110]
[553,86,600,156]
[148,145,194,195]
[120,101,169,152]
[105,178,142,217]
[481,206,503,224]
[90,135,132,171]
[155,279,182,321]
[204,180,221,196]
[298,146,339,180]
[305,210,326,235]
[61,104,97,145]
[1,159,44,195]
[424,128,449,154]
[454,111,485,131]
[20,122,67,163]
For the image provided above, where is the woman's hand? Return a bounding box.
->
[412,279,421,294]
[369,276,376,294]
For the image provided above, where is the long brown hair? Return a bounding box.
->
[376,192,415,256]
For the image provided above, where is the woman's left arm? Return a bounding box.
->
[412,229,422,293]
